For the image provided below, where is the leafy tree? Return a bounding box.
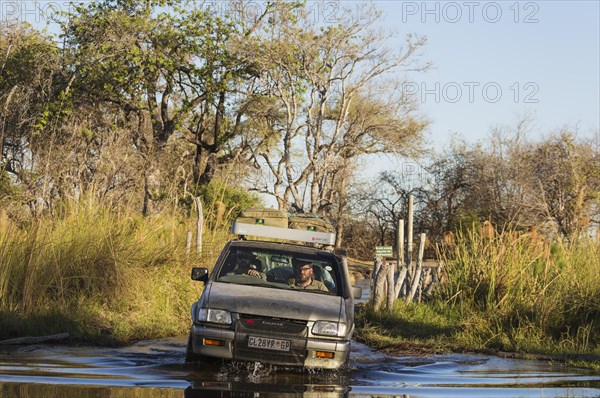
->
[0,22,71,214]
[60,0,291,214]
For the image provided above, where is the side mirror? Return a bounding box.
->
[352,285,362,300]
[191,267,209,282]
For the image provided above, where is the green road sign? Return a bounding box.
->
[375,246,393,257]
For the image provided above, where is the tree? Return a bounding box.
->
[61,0,292,214]
[245,4,428,249]
[363,119,600,250]
[525,131,600,238]
[0,22,72,214]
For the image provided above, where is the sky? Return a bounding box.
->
[373,0,600,146]
[4,0,599,182]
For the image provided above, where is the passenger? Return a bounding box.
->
[289,258,329,292]
[238,257,267,280]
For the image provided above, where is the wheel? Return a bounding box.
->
[185,329,221,365]
[185,329,203,363]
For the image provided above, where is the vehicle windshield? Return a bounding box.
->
[216,247,341,296]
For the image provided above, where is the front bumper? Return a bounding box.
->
[191,323,350,369]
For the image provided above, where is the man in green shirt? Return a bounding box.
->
[289,258,329,292]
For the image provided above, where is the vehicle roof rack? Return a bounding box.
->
[231,222,336,246]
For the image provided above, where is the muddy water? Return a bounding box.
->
[1,337,599,398]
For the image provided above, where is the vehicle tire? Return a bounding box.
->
[185,329,221,365]
[342,343,352,369]
[185,330,203,363]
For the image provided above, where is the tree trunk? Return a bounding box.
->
[193,147,216,188]
[335,222,344,248]
[333,162,350,248]
[143,166,161,216]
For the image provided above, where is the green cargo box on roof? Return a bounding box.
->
[288,214,334,233]
[237,208,288,228]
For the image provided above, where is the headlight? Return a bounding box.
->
[312,321,346,337]
[197,308,232,325]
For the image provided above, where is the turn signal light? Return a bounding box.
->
[315,351,335,359]
[203,338,223,346]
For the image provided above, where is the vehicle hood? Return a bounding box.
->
[204,282,345,322]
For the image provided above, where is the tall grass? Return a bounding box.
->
[0,197,229,344]
[357,228,600,360]
[437,229,600,354]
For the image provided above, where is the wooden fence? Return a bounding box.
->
[369,195,443,310]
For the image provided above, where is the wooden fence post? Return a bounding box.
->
[394,219,405,298]
[371,257,387,309]
[423,268,437,298]
[407,196,414,267]
[386,259,395,311]
[370,257,380,303]
[194,197,203,256]
[396,219,404,270]
[394,267,408,299]
[406,196,414,297]
[407,233,426,303]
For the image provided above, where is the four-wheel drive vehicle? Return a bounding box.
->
[187,222,362,369]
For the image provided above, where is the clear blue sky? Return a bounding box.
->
[373,0,599,147]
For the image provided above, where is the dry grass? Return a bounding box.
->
[0,197,228,344]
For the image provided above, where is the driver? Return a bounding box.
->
[289,258,329,292]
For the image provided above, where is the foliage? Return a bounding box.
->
[196,178,262,229]
[524,132,600,238]
[362,127,600,248]
[2,1,429,227]
[0,23,68,213]
[0,170,14,198]
[357,228,600,363]
[0,196,229,343]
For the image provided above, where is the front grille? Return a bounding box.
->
[233,314,308,366]
[238,314,307,334]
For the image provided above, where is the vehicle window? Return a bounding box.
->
[216,248,340,296]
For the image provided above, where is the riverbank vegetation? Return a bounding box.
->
[0,203,190,344]
[1,0,599,368]
[356,229,600,369]
[0,187,249,344]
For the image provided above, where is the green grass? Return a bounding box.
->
[0,199,229,345]
[356,228,600,368]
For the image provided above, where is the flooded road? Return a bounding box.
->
[1,337,599,397]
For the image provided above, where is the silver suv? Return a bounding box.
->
[187,238,361,369]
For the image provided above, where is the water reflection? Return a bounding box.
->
[183,360,351,398]
[1,338,599,398]
[1,383,184,398]
[184,381,348,398]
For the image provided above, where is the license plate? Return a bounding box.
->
[248,336,291,352]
